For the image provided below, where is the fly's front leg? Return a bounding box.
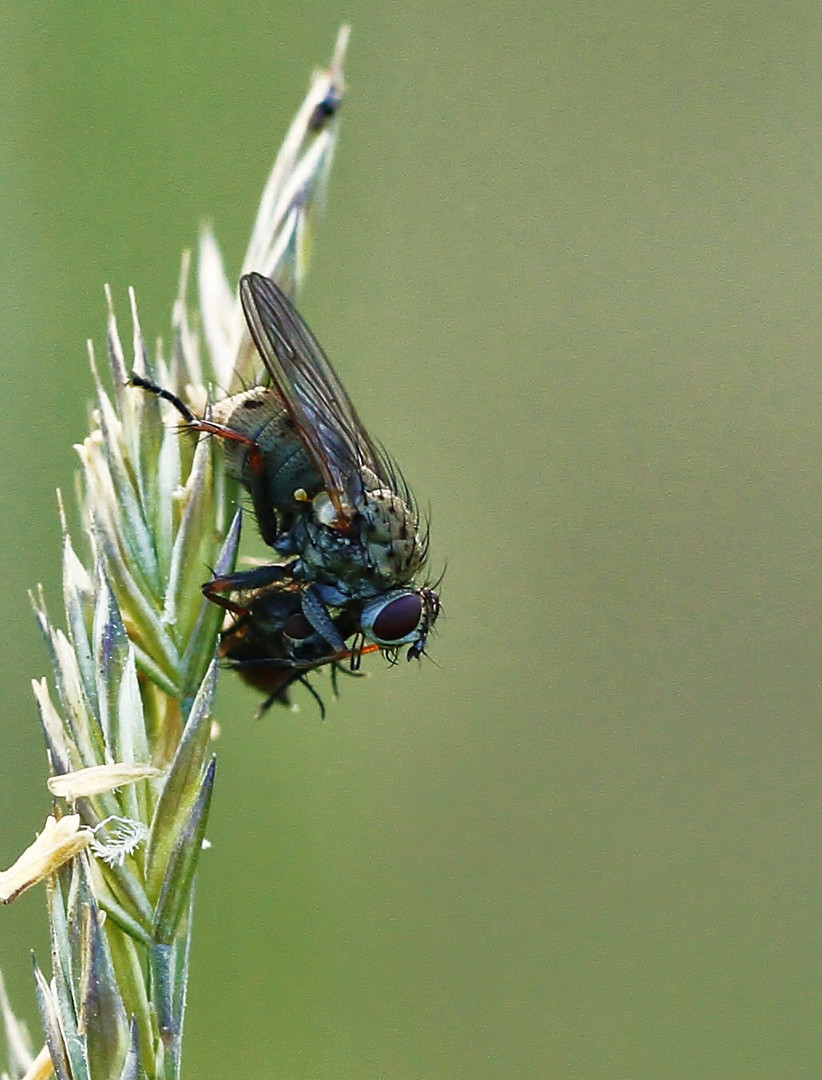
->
[299,585,347,653]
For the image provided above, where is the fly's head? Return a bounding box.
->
[360,584,441,661]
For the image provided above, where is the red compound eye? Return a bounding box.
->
[284,612,314,641]
[370,592,423,645]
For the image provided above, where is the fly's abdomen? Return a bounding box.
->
[211,387,321,508]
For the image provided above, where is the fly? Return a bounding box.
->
[231,272,440,661]
[216,580,370,719]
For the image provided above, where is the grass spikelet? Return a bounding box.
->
[0,28,349,1080]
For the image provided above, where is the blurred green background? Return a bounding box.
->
[2,4,822,1078]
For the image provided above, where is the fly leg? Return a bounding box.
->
[299,585,347,653]
[202,563,292,613]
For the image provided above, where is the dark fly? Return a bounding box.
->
[216,580,369,718]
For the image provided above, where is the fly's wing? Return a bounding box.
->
[240,272,388,521]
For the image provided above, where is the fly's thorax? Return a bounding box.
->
[358,486,423,583]
[210,386,320,506]
[299,498,371,589]
[353,467,423,581]
[302,483,423,593]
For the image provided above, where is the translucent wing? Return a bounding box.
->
[239,272,388,521]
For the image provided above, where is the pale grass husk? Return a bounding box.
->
[0,28,349,1080]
